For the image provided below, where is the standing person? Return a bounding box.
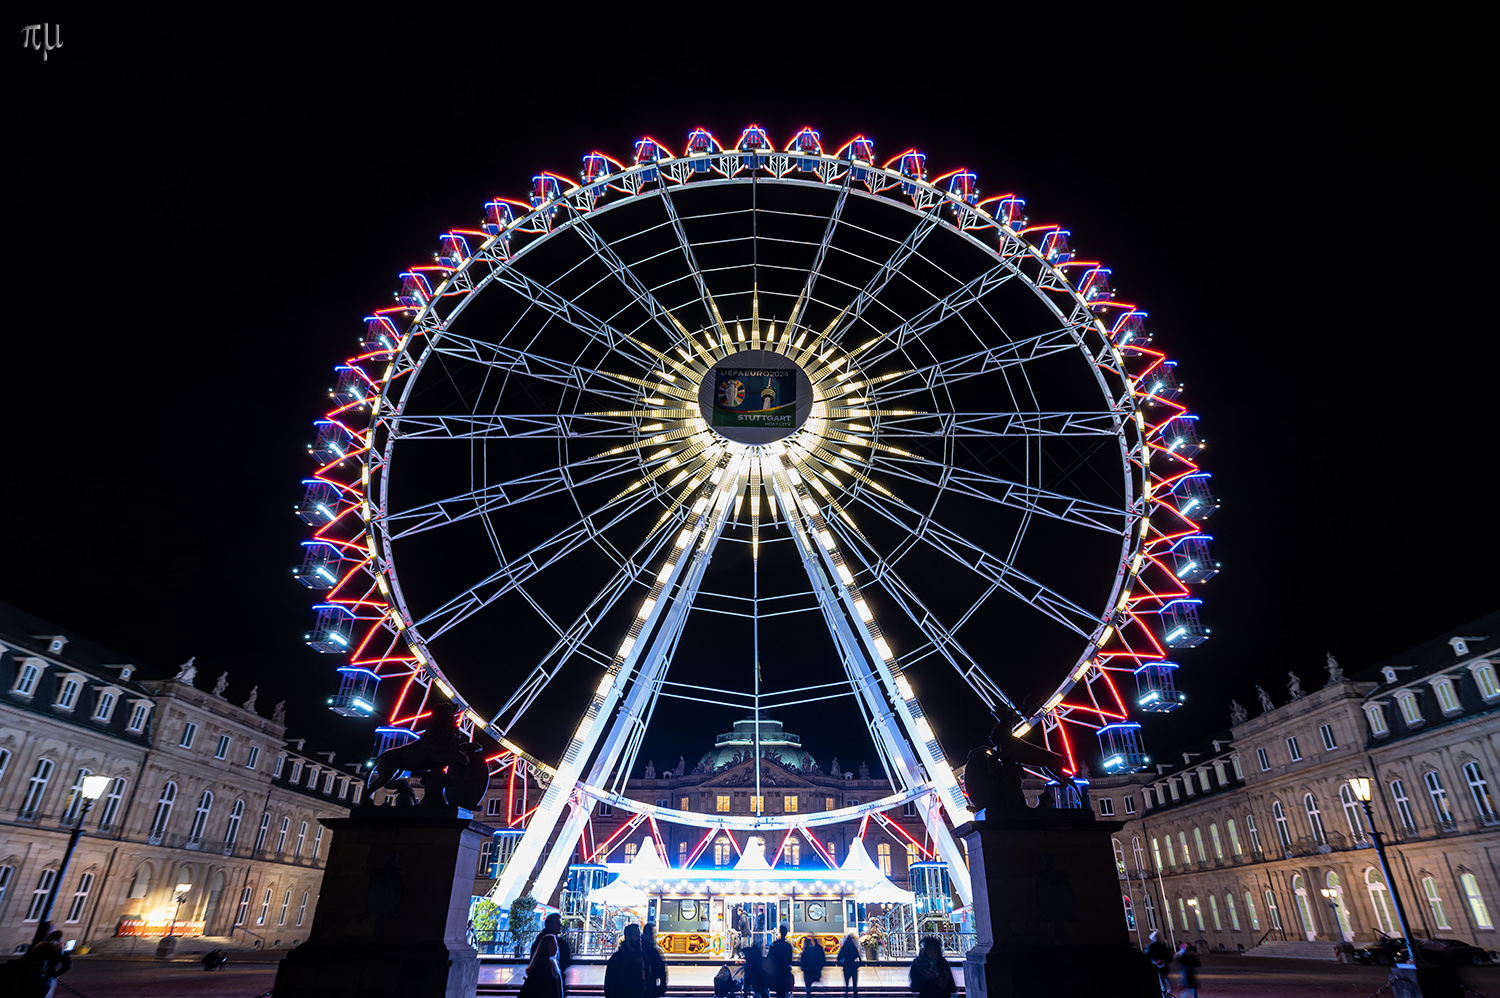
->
[798,935,826,998]
[836,934,861,998]
[605,924,648,998]
[742,943,769,998]
[15,927,71,998]
[532,913,575,973]
[1178,942,1201,998]
[642,924,669,998]
[1145,931,1172,993]
[769,925,796,998]
[519,933,564,998]
[906,937,955,998]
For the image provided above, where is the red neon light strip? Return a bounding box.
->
[872,811,935,858]
[684,826,716,868]
[767,827,797,867]
[796,827,836,867]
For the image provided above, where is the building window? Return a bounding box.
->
[66,872,94,923]
[787,840,801,868]
[1398,693,1422,726]
[0,747,10,787]
[1304,793,1327,845]
[254,813,271,852]
[257,888,272,925]
[1121,894,1135,932]
[902,801,917,817]
[1364,868,1395,934]
[1164,835,1176,869]
[1227,819,1242,857]
[1422,876,1451,930]
[295,821,308,857]
[289,761,303,783]
[714,839,731,867]
[56,678,81,711]
[1209,823,1224,860]
[1143,892,1157,932]
[1473,662,1499,700]
[189,791,213,842]
[235,887,252,926]
[1245,892,1260,931]
[680,797,690,811]
[597,803,611,817]
[750,796,763,814]
[1272,801,1292,851]
[127,704,149,732]
[225,799,244,847]
[877,843,891,876]
[1179,832,1191,867]
[278,889,291,926]
[312,826,324,859]
[1366,704,1389,736]
[1124,795,1136,815]
[244,745,260,771]
[62,768,93,823]
[827,841,836,859]
[1432,678,1460,714]
[486,798,503,816]
[623,843,637,863]
[825,796,835,811]
[180,722,198,749]
[716,795,730,813]
[99,778,126,830]
[273,755,286,778]
[13,661,42,696]
[151,782,177,835]
[1425,771,1455,827]
[1209,895,1222,931]
[1340,784,1365,842]
[276,816,290,853]
[1193,827,1207,863]
[784,795,798,813]
[1461,872,1493,930]
[1151,837,1163,870]
[1463,762,1498,822]
[1256,748,1270,772]
[1098,797,1115,817]
[1177,898,1189,931]
[1319,724,1337,751]
[296,891,309,926]
[1292,875,1316,939]
[1285,737,1302,763]
[25,870,57,921]
[677,841,687,867]
[1231,755,1244,779]
[1391,779,1417,831]
[216,735,231,760]
[1111,839,1127,877]
[93,690,116,722]
[1226,893,1240,930]
[478,840,495,877]
[1246,813,1262,854]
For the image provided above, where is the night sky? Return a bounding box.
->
[9,16,1492,776]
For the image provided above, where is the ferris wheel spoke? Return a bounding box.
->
[382,454,644,540]
[785,176,854,333]
[489,265,658,374]
[853,262,1018,367]
[388,413,640,441]
[845,491,1100,639]
[865,456,1130,535]
[415,483,672,641]
[822,211,942,349]
[427,333,641,406]
[657,184,733,339]
[567,212,705,348]
[864,327,1082,401]
[874,410,1123,438]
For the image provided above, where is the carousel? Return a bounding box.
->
[566,836,922,960]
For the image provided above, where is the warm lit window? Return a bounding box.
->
[623,843,637,862]
[750,795,763,814]
[1209,824,1223,860]
[787,840,801,868]
[1398,693,1422,726]
[716,795,730,813]
[1472,662,1499,700]
[1461,872,1493,929]
[1432,678,1460,714]
[1178,831,1190,867]
[1151,836,1163,869]
[1226,893,1240,930]
[1193,828,1207,863]
[680,797,690,811]
[783,795,798,813]
[1366,705,1389,735]
[1422,876,1451,929]
[876,843,891,876]
[1227,819,1242,857]
[825,796,835,811]
[714,839,731,867]
[1366,869,1395,934]
[1164,835,1176,868]
[1111,838,1127,877]
[1209,895,1222,930]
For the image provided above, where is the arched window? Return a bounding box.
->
[1227,819,1243,857]
[224,799,244,847]
[1226,892,1240,930]
[1121,894,1135,932]
[20,758,54,817]
[1178,897,1189,931]
[25,870,57,921]
[1398,692,1423,726]
[0,747,10,787]
[1461,873,1493,930]
[1246,892,1261,931]
[1424,771,1454,826]
[1291,875,1316,940]
[1111,838,1127,878]
[788,840,802,868]
[189,791,213,842]
[1462,762,1498,822]
[1339,784,1365,842]
[1190,897,1205,931]
[1272,800,1292,850]
[1178,831,1191,867]
[1327,871,1352,940]
[98,777,126,830]
[61,768,93,823]
[275,816,290,853]
[1421,875,1450,929]
[1143,891,1158,931]
[1209,894,1222,930]
[1304,793,1327,845]
[1164,835,1176,868]
[294,821,308,857]
[1151,837,1163,870]
[151,782,177,835]
[1193,827,1207,864]
[1390,779,1417,831]
[1246,813,1262,854]
[312,825,324,859]
[1132,837,1146,874]
[254,812,271,852]
[1209,823,1224,860]
[277,888,291,926]
[1367,868,1395,934]
[65,871,94,923]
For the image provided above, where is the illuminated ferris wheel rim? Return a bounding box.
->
[374,169,1141,730]
[302,129,1214,863]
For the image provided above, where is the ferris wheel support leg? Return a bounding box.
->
[490,463,740,906]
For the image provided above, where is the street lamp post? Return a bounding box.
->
[168,882,193,938]
[1348,778,1419,961]
[34,774,112,944]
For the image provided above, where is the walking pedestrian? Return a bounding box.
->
[836,933,861,998]
[519,933,564,998]
[742,943,769,998]
[1178,942,1201,997]
[642,924,669,998]
[605,924,648,998]
[906,937,955,998]
[769,924,796,998]
[1145,930,1172,993]
[14,927,72,998]
[531,913,575,972]
[798,935,826,998]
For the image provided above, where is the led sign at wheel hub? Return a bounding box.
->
[697,348,814,446]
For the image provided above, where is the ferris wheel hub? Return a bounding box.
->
[697,348,814,445]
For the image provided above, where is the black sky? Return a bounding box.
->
[8,15,1493,772]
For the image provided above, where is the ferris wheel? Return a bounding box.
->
[296,125,1216,907]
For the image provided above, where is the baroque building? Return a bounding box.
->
[1090,609,1499,955]
[0,602,362,955]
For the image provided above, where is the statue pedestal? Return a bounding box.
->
[960,810,1157,998]
[273,808,491,998]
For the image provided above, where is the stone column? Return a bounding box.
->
[273,808,491,998]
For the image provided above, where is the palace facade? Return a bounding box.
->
[0,602,363,955]
[1090,609,1500,955]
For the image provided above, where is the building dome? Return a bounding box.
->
[697,718,816,773]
